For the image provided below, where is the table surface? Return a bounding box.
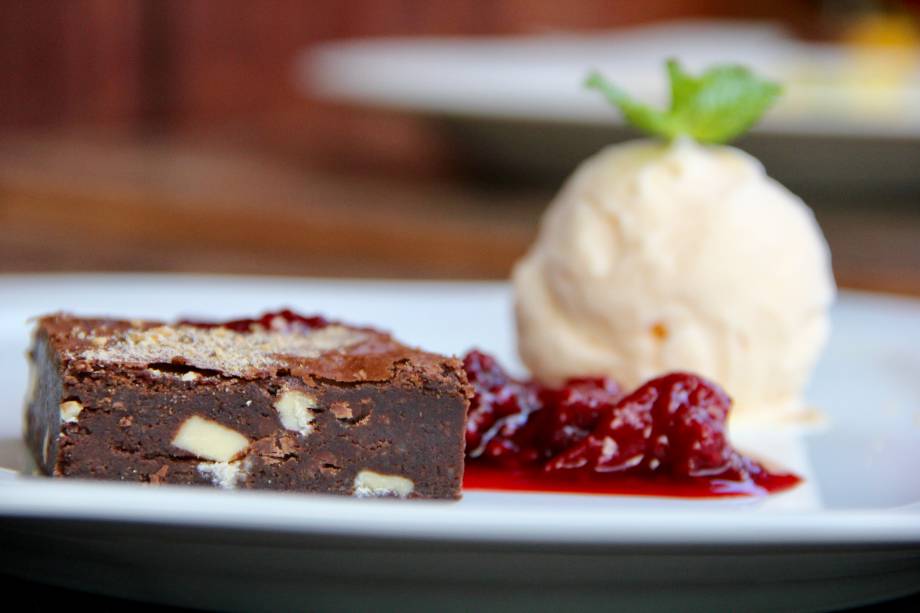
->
[0,134,918,296]
[0,572,916,612]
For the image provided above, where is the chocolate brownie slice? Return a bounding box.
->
[24,311,470,499]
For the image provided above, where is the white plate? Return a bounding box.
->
[302,21,920,138]
[300,23,920,195]
[1,274,919,611]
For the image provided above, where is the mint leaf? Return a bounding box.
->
[584,73,678,139]
[586,59,781,144]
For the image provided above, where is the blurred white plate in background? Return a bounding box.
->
[300,21,920,195]
[303,20,920,138]
[0,275,918,611]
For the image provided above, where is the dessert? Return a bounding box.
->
[513,61,836,422]
[21,62,813,502]
[461,350,799,497]
[24,311,470,499]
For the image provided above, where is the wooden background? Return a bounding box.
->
[0,1,824,133]
[1,1,919,295]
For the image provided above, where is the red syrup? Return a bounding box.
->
[461,350,800,498]
[181,309,330,333]
[463,462,800,498]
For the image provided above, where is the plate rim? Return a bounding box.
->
[2,476,919,546]
[1,273,919,548]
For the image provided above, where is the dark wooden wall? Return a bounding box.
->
[0,1,819,136]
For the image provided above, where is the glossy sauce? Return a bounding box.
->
[463,461,801,498]
[462,350,802,499]
[182,309,329,332]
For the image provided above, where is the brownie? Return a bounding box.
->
[24,311,470,499]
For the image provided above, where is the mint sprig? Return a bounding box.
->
[586,59,781,144]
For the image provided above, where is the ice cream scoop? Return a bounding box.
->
[513,137,835,421]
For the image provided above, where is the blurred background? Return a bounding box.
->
[1,0,919,293]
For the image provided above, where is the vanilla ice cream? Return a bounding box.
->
[513,138,835,421]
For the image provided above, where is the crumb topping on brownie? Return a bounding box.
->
[38,313,469,388]
[82,324,367,377]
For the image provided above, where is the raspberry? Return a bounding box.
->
[545,372,733,477]
[463,351,620,466]
[461,351,800,495]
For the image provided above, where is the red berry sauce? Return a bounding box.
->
[181,309,330,333]
[462,350,800,498]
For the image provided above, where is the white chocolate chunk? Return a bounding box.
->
[197,458,251,490]
[353,470,414,498]
[172,415,249,462]
[60,400,84,423]
[274,390,316,436]
[180,371,202,382]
